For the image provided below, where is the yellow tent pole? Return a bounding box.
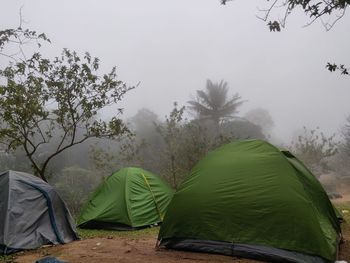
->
[140,172,163,221]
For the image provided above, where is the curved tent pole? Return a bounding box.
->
[18,180,64,244]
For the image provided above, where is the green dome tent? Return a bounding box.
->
[78,167,173,230]
[0,170,78,254]
[158,140,341,263]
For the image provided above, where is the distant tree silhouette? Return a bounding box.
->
[188,80,245,128]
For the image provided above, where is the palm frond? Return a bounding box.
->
[187,101,212,116]
[188,79,244,123]
[196,90,213,108]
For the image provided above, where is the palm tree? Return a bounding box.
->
[188,79,245,127]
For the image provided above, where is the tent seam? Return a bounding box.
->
[124,169,133,226]
[140,172,163,221]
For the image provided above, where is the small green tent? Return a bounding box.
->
[78,167,173,230]
[158,140,341,263]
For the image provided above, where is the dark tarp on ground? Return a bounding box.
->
[158,140,342,263]
[0,170,78,254]
[35,257,67,263]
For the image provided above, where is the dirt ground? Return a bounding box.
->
[337,194,350,203]
[15,237,260,263]
[13,228,350,263]
[12,198,350,263]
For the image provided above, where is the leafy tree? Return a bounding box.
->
[291,126,338,176]
[89,109,162,180]
[179,120,214,171]
[0,148,32,173]
[0,19,50,62]
[129,108,160,134]
[89,139,120,176]
[330,115,350,178]
[188,80,245,130]
[325,116,350,188]
[0,27,133,182]
[89,135,143,179]
[53,166,101,216]
[221,0,349,31]
[244,108,274,136]
[155,102,186,188]
[326,63,349,75]
[343,115,350,153]
[127,108,164,171]
[221,119,266,140]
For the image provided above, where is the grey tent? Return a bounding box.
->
[0,170,79,254]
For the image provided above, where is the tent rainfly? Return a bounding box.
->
[0,170,79,254]
[78,167,173,230]
[158,140,342,263]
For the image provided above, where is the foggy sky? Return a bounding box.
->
[1,0,350,143]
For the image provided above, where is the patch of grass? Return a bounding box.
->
[78,226,160,239]
[0,255,16,263]
[335,202,350,222]
[334,202,350,240]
